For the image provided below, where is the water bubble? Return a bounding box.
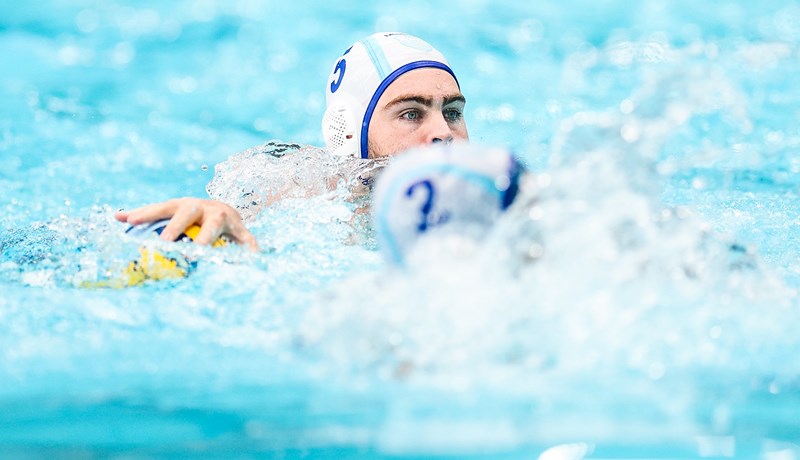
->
[508,19,544,52]
[496,104,515,122]
[253,118,270,132]
[475,52,499,76]
[620,122,640,143]
[536,173,552,188]
[691,178,707,190]
[619,99,635,114]
[527,243,545,259]
[769,381,780,394]
[111,42,135,67]
[765,130,784,145]
[607,41,635,67]
[76,9,99,34]
[774,5,800,41]
[528,206,544,221]
[168,76,198,94]
[546,99,561,116]
[58,45,82,66]
[269,50,299,73]
[538,442,594,460]
[675,207,692,219]
[640,42,665,63]
[494,175,511,191]
[100,122,119,138]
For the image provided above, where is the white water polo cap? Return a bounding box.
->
[373,143,524,264]
[322,32,458,159]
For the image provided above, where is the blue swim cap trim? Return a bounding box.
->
[501,156,524,210]
[360,61,459,159]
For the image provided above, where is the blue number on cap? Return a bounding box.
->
[405,180,435,233]
[330,59,346,93]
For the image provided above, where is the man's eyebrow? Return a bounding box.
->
[383,93,466,109]
[443,94,467,106]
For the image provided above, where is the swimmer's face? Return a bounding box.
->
[367,68,469,158]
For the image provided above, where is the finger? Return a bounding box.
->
[194,210,260,251]
[242,233,260,252]
[114,210,130,222]
[123,199,182,225]
[160,201,202,242]
[226,225,260,252]
[192,215,224,246]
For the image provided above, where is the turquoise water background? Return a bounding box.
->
[2,1,800,458]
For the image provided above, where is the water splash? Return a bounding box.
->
[206,140,387,222]
[293,103,800,447]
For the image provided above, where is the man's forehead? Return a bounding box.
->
[380,68,462,103]
[387,68,458,89]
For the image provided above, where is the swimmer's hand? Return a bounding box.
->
[114,197,260,251]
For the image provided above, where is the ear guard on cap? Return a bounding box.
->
[322,97,359,157]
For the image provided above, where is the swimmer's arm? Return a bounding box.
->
[114,197,260,251]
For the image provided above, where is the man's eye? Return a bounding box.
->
[402,110,419,121]
[444,109,462,121]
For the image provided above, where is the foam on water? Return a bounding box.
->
[298,144,798,386]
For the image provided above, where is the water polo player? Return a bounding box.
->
[115,32,469,249]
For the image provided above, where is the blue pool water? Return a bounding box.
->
[2,1,800,458]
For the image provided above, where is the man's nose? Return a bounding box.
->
[427,114,454,145]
